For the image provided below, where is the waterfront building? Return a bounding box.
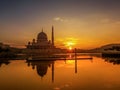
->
[26,26,65,54]
[27,26,55,49]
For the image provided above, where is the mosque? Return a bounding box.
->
[27,26,54,49]
[26,26,64,54]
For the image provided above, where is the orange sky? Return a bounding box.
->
[0,0,120,49]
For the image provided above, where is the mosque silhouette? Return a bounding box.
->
[26,26,55,50]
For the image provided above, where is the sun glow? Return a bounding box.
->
[57,37,78,49]
[66,42,75,46]
[69,46,72,50]
[66,60,75,64]
[65,41,75,50]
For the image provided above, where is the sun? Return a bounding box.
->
[58,37,77,49]
[69,46,72,50]
[65,41,75,50]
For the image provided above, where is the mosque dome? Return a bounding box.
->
[36,65,48,77]
[37,31,48,42]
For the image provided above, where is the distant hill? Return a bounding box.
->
[0,43,21,53]
[77,43,120,53]
[101,44,120,49]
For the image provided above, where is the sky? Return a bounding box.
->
[0,0,120,49]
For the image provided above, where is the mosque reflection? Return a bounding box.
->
[26,60,55,82]
[26,52,95,82]
[26,58,79,83]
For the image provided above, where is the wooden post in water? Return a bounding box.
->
[52,61,54,83]
[74,48,77,73]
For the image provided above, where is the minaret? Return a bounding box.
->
[52,26,54,46]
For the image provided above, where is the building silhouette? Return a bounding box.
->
[26,26,55,50]
[26,26,65,54]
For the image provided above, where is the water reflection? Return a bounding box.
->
[26,60,55,83]
[1,53,120,90]
[26,53,93,83]
[0,59,10,67]
[103,57,120,65]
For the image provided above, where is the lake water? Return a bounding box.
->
[0,53,120,90]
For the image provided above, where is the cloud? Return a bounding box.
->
[115,21,120,25]
[53,17,68,22]
[100,18,120,26]
[100,18,110,23]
